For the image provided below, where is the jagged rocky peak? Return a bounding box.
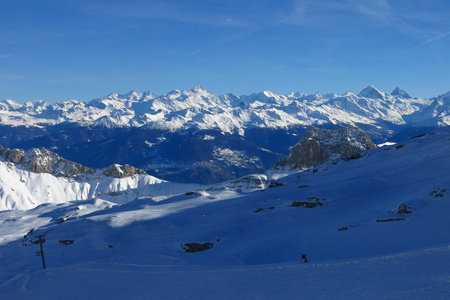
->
[391,87,411,99]
[103,164,147,178]
[0,145,94,177]
[435,90,450,100]
[359,85,385,99]
[275,126,376,170]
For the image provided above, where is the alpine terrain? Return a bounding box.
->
[1,85,449,183]
[0,85,450,299]
[0,123,449,299]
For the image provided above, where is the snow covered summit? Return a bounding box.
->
[391,87,411,99]
[358,85,386,99]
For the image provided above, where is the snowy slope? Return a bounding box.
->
[0,156,199,210]
[0,127,449,299]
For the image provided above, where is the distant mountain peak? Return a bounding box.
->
[263,90,276,98]
[124,90,143,98]
[391,87,411,99]
[188,85,209,94]
[1,99,22,110]
[436,90,450,99]
[359,85,385,99]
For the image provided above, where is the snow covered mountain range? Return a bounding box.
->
[1,85,447,131]
[1,85,449,183]
[0,127,449,299]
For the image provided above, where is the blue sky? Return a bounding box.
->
[1,0,450,103]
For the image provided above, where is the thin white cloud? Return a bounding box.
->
[287,0,394,26]
[413,31,450,49]
[191,16,290,56]
[353,0,393,22]
[78,1,251,28]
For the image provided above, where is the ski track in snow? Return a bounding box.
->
[1,245,450,299]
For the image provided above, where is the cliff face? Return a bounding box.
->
[0,145,146,178]
[0,146,95,177]
[275,126,376,170]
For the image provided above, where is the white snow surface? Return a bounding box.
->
[0,86,439,134]
[0,159,199,210]
[0,128,449,299]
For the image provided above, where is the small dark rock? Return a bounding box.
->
[290,201,317,208]
[181,242,213,253]
[397,204,413,215]
[268,181,285,188]
[411,133,426,139]
[59,240,75,245]
[376,218,406,223]
[350,153,362,159]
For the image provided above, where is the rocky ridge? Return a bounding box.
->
[0,145,145,178]
[275,126,376,170]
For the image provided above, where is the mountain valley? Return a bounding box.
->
[1,85,448,183]
[1,86,450,299]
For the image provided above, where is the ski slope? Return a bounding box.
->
[0,128,449,299]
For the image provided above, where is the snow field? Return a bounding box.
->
[0,128,449,299]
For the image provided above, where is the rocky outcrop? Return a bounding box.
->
[181,242,213,253]
[103,164,146,178]
[0,145,95,177]
[275,126,376,170]
[0,145,146,178]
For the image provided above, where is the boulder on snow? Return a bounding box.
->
[181,242,213,253]
[289,197,327,208]
[396,204,413,215]
[275,126,376,170]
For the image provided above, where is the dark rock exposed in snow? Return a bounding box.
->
[275,126,376,170]
[359,85,385,99]
[391,87,411,99]
[0,145,95,177]
[0,145,146,178]
[103,164,146,178]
